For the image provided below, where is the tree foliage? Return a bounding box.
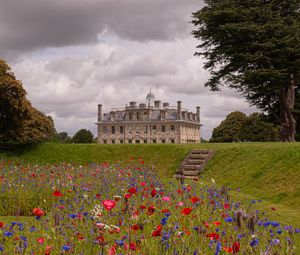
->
[211,111,279,142]
[72,129,94,144]
[0,59,55,145]
[192,0,300,142]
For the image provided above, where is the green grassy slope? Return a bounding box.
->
[1,142,300,222]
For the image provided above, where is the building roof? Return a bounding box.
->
[102,109,178,122]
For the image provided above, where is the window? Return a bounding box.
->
[144,140,147,144]
[129,113,133,120]
[152,139,156,144]
[144,126,148,133]
[103,126,108,134]
[103,140,107,144]
[152,125,156,130]
[112,126,115,134]
[120,126,124,134]
[136,113,140,120]
[171,139,175,144]
[112,140,115,144]
[120,140,124,144]
[162,125,166,132]
[171,125,175,131]
[162,139,166,143]
[135,140,140,144]
[128,140,132,144]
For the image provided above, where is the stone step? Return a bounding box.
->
[189,154,207,159]
[185,159,205,165]
[181,164,202,170]
[182,170,199,176]
[190,150,212,154]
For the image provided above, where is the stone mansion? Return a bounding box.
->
[96,91,201,144]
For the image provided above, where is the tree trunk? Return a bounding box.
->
[279,74,296,142]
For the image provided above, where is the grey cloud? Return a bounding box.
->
[0,0,203,59]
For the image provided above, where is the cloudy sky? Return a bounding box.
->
[1,0,257,139]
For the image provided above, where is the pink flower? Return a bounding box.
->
[162,196,170,202]
[102,200,116,211]
[177,202,184,206]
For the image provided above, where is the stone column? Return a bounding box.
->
[196,106,200,123]
[177,101,182,120]
[98,104,102,122]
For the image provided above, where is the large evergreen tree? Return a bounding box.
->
[192,0,300,142]
[0,59,55,145]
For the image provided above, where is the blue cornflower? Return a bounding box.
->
[224,217,233,223]
[115,239,124,246]
[276,229,282,234]
[295,228,300,233]
[62,245,71,251]
[250,238,259,247]
[215,242,221,255]
[3,231,13,237]
[270,222,280,227]
[30,226,36,232]
[68,214,77,219]
[161,217,168,226]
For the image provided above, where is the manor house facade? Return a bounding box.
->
[96,91,201,144]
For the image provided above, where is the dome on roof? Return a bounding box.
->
[146,90,155,101]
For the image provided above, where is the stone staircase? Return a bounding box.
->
[175,149,214,179]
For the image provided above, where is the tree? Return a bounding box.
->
[239,113,279,141]
[210,111,247,142]
[0,59,55,145]
[210,111,279,142]
[72,129,94,143]
[192,0,300,142]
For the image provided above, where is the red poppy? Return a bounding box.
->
[130,224,140,231]
[37,237,45,244]
[53,190,63,197]
[140,182,146,186]
[223,247,233,253]
[224,203,230,210]
[181,207,192,215]
[177,189,183,195]
[128,187,137,195]
[147,206,155,215]
[102,200,116,211]
[232,241,240,253]
[190,196,200,204]
[152,224,162,237]
[124,193,132,199]
[207,232,220,240]
[0,222,4,228]
[161,208,170,213]
[32,208,45,217]
[151,189,157,197]
[129,241,136,251]
[213,221,221,226]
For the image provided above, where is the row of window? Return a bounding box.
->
[103,139,176,144]
[104,125,176,134]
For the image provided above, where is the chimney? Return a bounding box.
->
[163,102,169,108]
[139,103,146,108]
[154,100,161,108]
[129,101,137,108]
[177,101,182,120]
[196,106,200,123]
[98,104,102,122]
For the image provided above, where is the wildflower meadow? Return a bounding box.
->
[0,159,299,254]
